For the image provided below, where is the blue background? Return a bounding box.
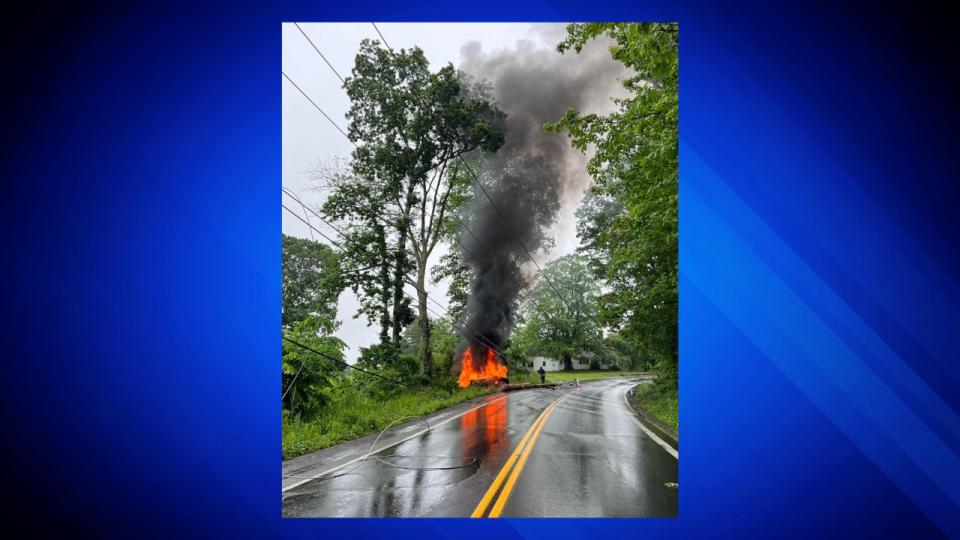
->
[1,1,958,538]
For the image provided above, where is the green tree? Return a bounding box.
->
[311,159,393,347]
[281,234,344,327]
[327,39,504,374]
[546,23,678,386]
[595,333,645,371]
[281,315,347,416]
[516,254,602,370]
[401,316,461,386]
[428,154,486,327]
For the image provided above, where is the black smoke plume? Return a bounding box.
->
[455,27,625,369]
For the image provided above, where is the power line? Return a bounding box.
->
[281,71,353,143]
[371,22,393,52]
[285,180,481,269]
[283,186,352,239]
[293,23,345,84]
[282,203,343,249]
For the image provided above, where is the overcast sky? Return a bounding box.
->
[282,23,606,363]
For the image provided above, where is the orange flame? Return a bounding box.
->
[458,346,508,388]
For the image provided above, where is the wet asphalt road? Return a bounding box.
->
[282,378,678,517]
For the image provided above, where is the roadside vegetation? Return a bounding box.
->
[282,232,495,458]
[282,383,491,459]
[632,381,679,431]
[282,23,677,459]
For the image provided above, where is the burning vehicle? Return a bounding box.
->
[457,345,509,387]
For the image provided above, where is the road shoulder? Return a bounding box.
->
[626,381,679,452]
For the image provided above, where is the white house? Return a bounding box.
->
[528,354,595,372]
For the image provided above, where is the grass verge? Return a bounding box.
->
[282,385,493,460]
[512,369,649,384]
[631,381,678,432]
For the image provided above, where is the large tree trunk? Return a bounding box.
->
[416,262,432,374]
[391,226,407,347]
[391,184,418,347]
[375,223,390,345]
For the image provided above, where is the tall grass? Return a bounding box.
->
[632,381,678,430]
[282,384,492,460]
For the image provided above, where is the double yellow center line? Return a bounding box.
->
[471,392,571,518]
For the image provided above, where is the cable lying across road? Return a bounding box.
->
[373,454,478,471]
[283,415,433,481]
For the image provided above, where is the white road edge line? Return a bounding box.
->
[619,385,679,460]
[282,393,511,492]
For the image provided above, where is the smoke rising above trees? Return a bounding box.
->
[455,33,626,362]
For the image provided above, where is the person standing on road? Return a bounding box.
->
[538,365,546,384]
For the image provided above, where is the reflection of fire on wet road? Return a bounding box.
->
[461,395,508,460]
